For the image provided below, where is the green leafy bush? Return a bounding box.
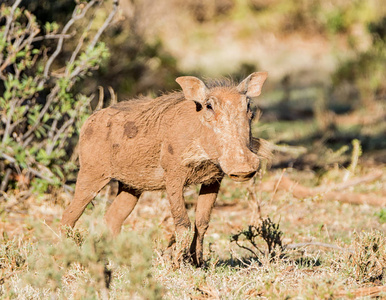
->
[0,0,116,193]
[332,16,386,106]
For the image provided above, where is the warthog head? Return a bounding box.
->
[176,72,268,182]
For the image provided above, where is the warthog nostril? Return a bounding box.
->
[229,171,257,182]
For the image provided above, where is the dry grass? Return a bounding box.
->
[1,160,385,299]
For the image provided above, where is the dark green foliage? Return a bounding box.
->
[332,16,386,106]
[0,0,113,193]
[231,217,284,260]
[376,208,386,224]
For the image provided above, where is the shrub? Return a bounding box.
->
[230,217,284,261]
[0,0,117,194]
[0,217,163,298]
[332,16,386,107]
[345,230,386,284]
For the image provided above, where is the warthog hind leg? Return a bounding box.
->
[104,182,141,236]
[61,170,110,228]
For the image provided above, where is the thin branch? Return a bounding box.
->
[46,115,75,155]
[47,118,58,141]
[69,0,119,78]
[0,15,40,74]
[21,84,60,145]
[2,0,22,48]
[261,174,386,207]
[88,0,119,50]
[271,144,308,156]
[40,220,61,239]
[285,242,354,253]
[31,33,73,42]
[314,170,383,193]
[1,153,22,175]
[271,168,286,203]
[1,153,54,183]
[7,116,24,138]
[234,240,260,258]
[0,168,12,192]
[43,0,97,78]
[65,14,96,77]
[1,99,16,145]
[335,285,386,298]
[4,152,75,191]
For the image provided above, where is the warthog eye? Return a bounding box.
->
[206,103,213,110]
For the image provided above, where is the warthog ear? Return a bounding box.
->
[176,76,208,103]
[237,72,268,98]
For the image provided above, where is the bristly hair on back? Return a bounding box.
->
[110,76,241,132]
[111,92,186,133]
[204,77,237,89]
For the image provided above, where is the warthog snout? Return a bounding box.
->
[229,171,257,182]
[220,148,260,182]
[226,159,259,182]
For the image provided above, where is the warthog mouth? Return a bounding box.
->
[228,171,257,182]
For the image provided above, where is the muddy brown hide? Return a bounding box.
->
[61,72,269,267]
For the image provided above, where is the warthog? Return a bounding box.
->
[61,72,270,266]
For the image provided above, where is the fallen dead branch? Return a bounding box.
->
[261,171,385,207]
[335,285,386,298]
[285,242,354,253]
[314,170,383,192]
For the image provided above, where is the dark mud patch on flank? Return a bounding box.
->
[83,126,93,138]
[124,121,138,138]
[168,144,174,155]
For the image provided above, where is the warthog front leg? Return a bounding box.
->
[190,180,221,267]
[165,176,192,267]
[104,182,141,236]
[61,170,109,229]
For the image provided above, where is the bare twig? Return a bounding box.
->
[1,99,16,145]
[1,152,55,184]
[46,115,76,155]
[271,168,286,202]
[88,0,119,50]
[271,144,308,156]
[314,170,383,193]
[65,13,96,77]
[0,22,40,74]
[41,220,61,239]
[0,168,12,192]
[261,174,386,207]
[21,84,60,145]
[43,0,97,78]
[1,0,22,50]
[31,33,73,42]
[47,118,58,141]
[285,242,354,253]
[70,0,119,79]
[335,285,386,298]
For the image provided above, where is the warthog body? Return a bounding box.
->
[61,72,270,266]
